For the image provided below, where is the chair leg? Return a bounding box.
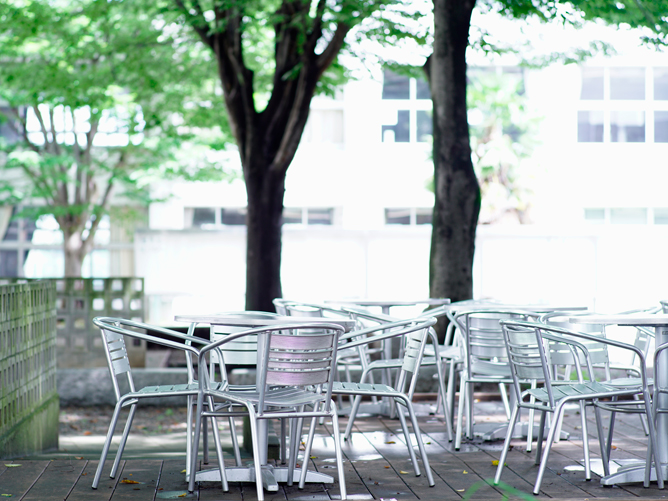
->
[330,401,348,500]
[228,416,242,466]
[299,412,319,489]
[343,394,364,440]
[592,403,610,477]
[202,414,209,464]
[206,396,228,492]
[454,376,467,450]
[186,396,193,479]
[245,407,265,501]
[434,355,453,442]
[534,409,547,466]
[499,383,511,420]
[533,402,567,495]
[403,398,435,486]
[578,400,591,481]
[92,402,126,489]
[110,403,137,479]
[395,401,421,477]
[494,404,521,485]
[644,388,665,489]
[188,393,205,493]
[465,381,474,439]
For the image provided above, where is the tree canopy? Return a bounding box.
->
[0,0,234,276]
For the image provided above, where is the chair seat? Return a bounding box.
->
[332,381,400,397]
[214,385,329,408]
[607,376,652,388]
[528,380,640,403]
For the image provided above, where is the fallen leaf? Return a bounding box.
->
[385,441,396,444]
[83,431,92,436]
[4,465,20,467]
[456,489,465,492]
[310,456,317,459]
[384,466,390,469]
[463,470,468,474]
[75,457,84,460]
[120,480,140,484]
[178,494,187,498]
[181,469,187,473]
[399,470,409,474]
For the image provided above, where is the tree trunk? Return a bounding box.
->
[428,0,480,338]
[244,165,285,312]
[63,228,85,277]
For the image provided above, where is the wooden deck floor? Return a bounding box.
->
[2,400,668,500]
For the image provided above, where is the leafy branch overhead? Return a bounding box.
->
[0,0,236,276]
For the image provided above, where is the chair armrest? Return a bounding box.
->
[93,317,202,356]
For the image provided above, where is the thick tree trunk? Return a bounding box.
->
[244,166,285,312]
[429,0,480,337]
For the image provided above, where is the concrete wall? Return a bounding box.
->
[0,281,59,458]
[136,224,668,325]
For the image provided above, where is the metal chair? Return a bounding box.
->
[91,316,226,489]
[337,304,455,441]
[330,316,438,486]
[494,320,663,494]
[453,309,538,450]
[188,322,347,501]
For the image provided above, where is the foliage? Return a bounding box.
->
[467,71,541,224]
[0,0,236,274]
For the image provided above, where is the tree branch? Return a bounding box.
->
[315,22,350,76]
[173,0,214,49]
[32,105,52,153]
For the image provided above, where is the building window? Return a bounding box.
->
[221,208,246,225]
[654,67,668,100]
[610,111,645,142]
[584,207,668,225]
[575,67,668,144]
[284,207,335,225]
[578,111,604,142]
[382,110,410,143]
[580,68,604,100]
[385,208,432,225]
[610,67,645,100]
[381,70,431,143]
[655,111,668,142]
[191,208,216,227]
[382,71,410,99]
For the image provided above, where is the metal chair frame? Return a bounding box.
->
[494,320,663,494]
[187,322,347,501]
[91,316,225,489]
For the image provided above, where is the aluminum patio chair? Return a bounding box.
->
[330,316,438,486]
[188,322,347,501]
[337,304,455,441]
[453,309,539,450]
[91,316,227,489]
[494,320,662,494]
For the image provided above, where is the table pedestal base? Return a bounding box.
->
[598,460,664,486]
[195,465,334,491]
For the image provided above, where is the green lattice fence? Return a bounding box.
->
[0,281,59,458]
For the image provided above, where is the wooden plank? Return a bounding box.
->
[0,460,50,499]
[66,459,122,501]
[21,459,87,501]
[111,459,162,500]
[153,459,195,500]
[305,424,369,500]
